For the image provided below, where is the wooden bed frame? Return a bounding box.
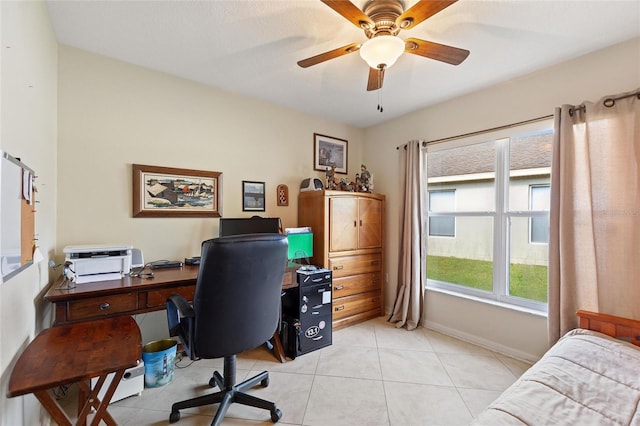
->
[577,310,640,347]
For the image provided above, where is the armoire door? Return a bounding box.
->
[329,197,358,252]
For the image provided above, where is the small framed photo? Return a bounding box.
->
[132,164,221,218]
[242,180,265,212]
[314,133,348,174]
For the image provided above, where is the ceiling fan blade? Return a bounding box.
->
[396,0,458,30]
[297,43,361,68]
[404,37,469,65]
[367,67,385,91]
[321,0,374,30]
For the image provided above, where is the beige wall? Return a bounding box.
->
[0,1,58,424]
[364,36,640,361]
[57,46,364,264]
[56,46,365,341]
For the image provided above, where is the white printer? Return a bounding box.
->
[63,244,133,284]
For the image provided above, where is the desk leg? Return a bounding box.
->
[271,331,287,363]
[76,370,123,426]
[34,390,74,426]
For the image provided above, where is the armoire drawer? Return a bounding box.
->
[68,293,137,321]
[328,253,382,278]
[332,272,382,299]
[332,290,382,320]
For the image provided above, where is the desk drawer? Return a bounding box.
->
[328,253,382,278]
[146,285,194,309]
[68,293,137,321]
[332,291,382,321]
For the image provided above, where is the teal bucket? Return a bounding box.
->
[141,339,177,388]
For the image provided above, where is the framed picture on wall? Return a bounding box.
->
[132,164,221,217]
[242,180,265,212]
[314,133,348,174]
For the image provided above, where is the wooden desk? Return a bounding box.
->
[7,316,141,426]
[45,265,201,324]
[44,265,298,361]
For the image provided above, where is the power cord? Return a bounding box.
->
[53,384,69,400]
[174,350,196,368]
[129,262,154,278]
[49,261,76,290]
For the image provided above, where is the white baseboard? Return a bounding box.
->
[422,319,540,364]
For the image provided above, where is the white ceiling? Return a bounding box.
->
[45,0,640,128]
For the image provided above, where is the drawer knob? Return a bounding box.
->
[333,265,343,270]
[334,285,344,290]
[371,260,380,265]
[372,298,380,303]
[99,302,110,311]
[335,306,345,311]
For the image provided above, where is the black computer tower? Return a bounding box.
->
[281,268,332,359]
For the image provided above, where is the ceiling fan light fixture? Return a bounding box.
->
[359,35,405,69]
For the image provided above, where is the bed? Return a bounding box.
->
[472,310,640,425]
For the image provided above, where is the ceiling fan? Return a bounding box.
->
[297,0,470,91]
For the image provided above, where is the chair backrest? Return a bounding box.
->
[193,233,288,358]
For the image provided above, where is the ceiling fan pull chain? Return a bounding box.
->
[377,72,384,112]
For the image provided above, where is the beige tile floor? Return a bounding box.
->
[61,316,531,425]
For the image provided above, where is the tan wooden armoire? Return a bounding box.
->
[298,190,385,329]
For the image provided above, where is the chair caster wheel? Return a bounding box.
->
[261,377,269,387]
[209,377,217,387]
[169,411,180,423]
[270,408,282,423]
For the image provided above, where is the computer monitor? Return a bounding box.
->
[285,228,313,265]
[218,217,280,237]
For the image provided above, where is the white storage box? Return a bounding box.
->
[90,361,144,403]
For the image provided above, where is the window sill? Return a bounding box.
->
[425,286,548,318]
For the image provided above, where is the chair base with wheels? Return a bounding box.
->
[169,355,282,425]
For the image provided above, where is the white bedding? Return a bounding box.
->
[472,329,640,425]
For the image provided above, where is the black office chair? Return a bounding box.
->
[166,233,288,425]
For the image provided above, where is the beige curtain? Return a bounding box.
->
[389,140,425,330]
[548,89,640,344]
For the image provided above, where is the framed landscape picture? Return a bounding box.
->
[242,180,265,212]
[132,164,221,217]
[314,133,348,174]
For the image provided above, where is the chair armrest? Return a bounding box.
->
[166,294,197,360]
[167,293,194,318]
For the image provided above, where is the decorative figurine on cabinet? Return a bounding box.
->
[325,164,338,190]
[339,177,355,192]
[359,164,373,192]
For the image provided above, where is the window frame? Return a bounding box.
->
[428,189,456,237]
[425,121,552,313]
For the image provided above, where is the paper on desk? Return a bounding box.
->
[75,273,123,284]
[33,248,44,263]
[23,170,32,204]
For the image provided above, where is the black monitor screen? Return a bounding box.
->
[219,217,280,237]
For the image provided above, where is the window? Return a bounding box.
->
[426,125,552,311]
[428,190,455,237]
[529,185,550,244]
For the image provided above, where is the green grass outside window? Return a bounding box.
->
[427,256,548,303]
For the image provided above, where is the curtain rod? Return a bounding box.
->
[570,89,640,115]
[395,114,553,150]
